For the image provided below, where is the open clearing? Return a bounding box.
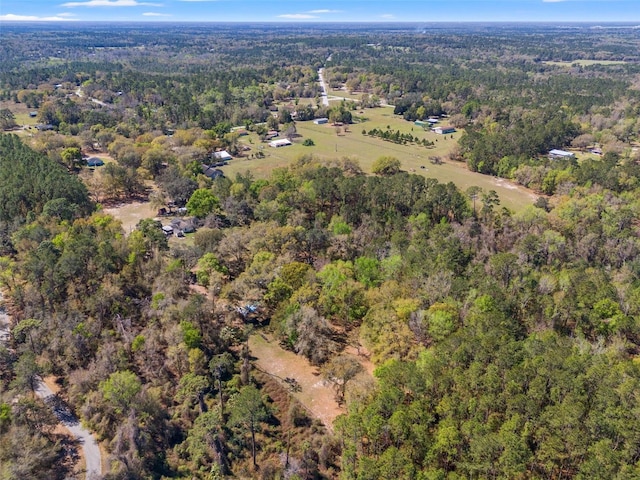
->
[249,333,344,430]
[223,106,537,211]
[102,200,157,234]
[1,100,39,137]
[544,59,628,67]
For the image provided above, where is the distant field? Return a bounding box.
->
[0,100,37,123]
[223,106,537,211]
[544,60,628,67]
[0,100,39,133]
[326,87,361,101]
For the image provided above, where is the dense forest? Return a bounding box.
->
[2,22,640,479]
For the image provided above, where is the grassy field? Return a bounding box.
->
[0,100,39,127]
[1,96,537,212]
[544,60,628,67]
[224,106,537,211]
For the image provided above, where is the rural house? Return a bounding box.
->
[269,138,292,148]
[548,149,576,160]
[433,125,456,134]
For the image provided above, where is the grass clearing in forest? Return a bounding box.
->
[248,333,343,430]
[544,59,628,67]
[223,106,537,211]
[0,100,39,135]
[101,201,157,234]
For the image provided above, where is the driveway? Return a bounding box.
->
[1,291,102,479]
[35,381,103,480]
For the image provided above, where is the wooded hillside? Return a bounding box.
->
[2,22,640,479]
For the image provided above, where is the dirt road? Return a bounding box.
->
[34,381,103,479]
[1,291,102,479]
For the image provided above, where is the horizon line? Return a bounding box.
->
[3,20,640,24]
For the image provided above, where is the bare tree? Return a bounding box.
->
[321,355,363,404]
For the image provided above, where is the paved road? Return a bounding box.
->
[318,67,330,107]
[75,87,107,107]
[0,292,102,480]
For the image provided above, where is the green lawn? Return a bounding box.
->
[224,106,537,211]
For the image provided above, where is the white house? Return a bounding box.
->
[548,149,575,160]
[269,139,292,148]
[433,126,456,135]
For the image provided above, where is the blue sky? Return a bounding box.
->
[1,0,638,23]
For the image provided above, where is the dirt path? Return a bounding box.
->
[249,334,343,431]
[491,176,539,201]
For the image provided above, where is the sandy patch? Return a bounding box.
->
[493,176,538,200]
[43,376,62,395]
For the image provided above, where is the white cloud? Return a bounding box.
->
[143,11,171,16]
[0,13,74,21]
[278,14,317,19]
[308,9,340,14]
[61,0,161,7]
[380,14,395,18]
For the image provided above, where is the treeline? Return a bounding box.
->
[393,95,445,122]
[457,108,580,175]
[364,127,435,147]
[512,151,640,195]
[327,53,636,114]
[0,134,92,224]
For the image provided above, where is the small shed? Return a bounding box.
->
[29,111,38,118]
[414,120,428,128]
[162,225,174,235]
[269,138,292,148]
[314,118,329,125]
